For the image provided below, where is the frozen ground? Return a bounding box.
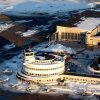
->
[69,48,100,73]
[0,23,13,32]
[35,43,76,54]
[0,1,99,99]
[0,0,94,16]
[0,41,100,99]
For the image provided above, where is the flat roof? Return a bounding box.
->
[64,72,100,79]
[36,52,55,60]
[77,18,100,31]
[57,18,100,32]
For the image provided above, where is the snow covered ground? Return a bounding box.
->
[0,41,100,100]
[14,20,33,24]
[0,0,93,16]
[35,43,76,54]
[0,42,100,86]
[0,1,99,99]
[20,29,39,37]
[0,23,13,32]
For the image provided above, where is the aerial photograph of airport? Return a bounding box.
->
[0,0,100,100]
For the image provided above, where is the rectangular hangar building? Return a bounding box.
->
[52,25,100,46]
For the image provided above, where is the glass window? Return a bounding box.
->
[78,34,80,40]
[66,33,68,39]
[68,33,70,39]
[25,54,29,56]
[72,33,74,40]
[30,53,33,56]
[75,34,77,40]
[61,32,65,39]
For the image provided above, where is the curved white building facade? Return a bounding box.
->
[23,62,64,76]
[17,49,65,85]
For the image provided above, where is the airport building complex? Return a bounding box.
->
[16,47,100,86]
[16,20,100,86]
[52,25,100,46]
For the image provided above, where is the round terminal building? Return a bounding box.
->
[16,48,65,85]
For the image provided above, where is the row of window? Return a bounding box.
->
[17,74,57,84]
[25,53,34,56]
[17,73,100,85]
[24,66,64,71]
[26,59,55,64]
[36,79,56,82]
[64,77,100,83]
[35,60,53,63]
[23,70,64,76]
[61,32,81,40]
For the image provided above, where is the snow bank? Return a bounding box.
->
[40,44,75,54]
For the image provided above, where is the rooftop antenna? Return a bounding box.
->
[28,45,32,51]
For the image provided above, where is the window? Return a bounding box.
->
[68,33,70,39]
[25,54,29,56]
[71,33,74,40]
[61,32,65,39]
[66,33,68,39]
[74,34,77,40]
[78,34,80,40]
[30,53,33,56]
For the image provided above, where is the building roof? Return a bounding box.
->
[64,72,100,79]
[58,18,100,32]
[77,18,100,31]
[92,36,100,39]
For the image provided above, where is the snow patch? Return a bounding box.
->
[39,44,75,54]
